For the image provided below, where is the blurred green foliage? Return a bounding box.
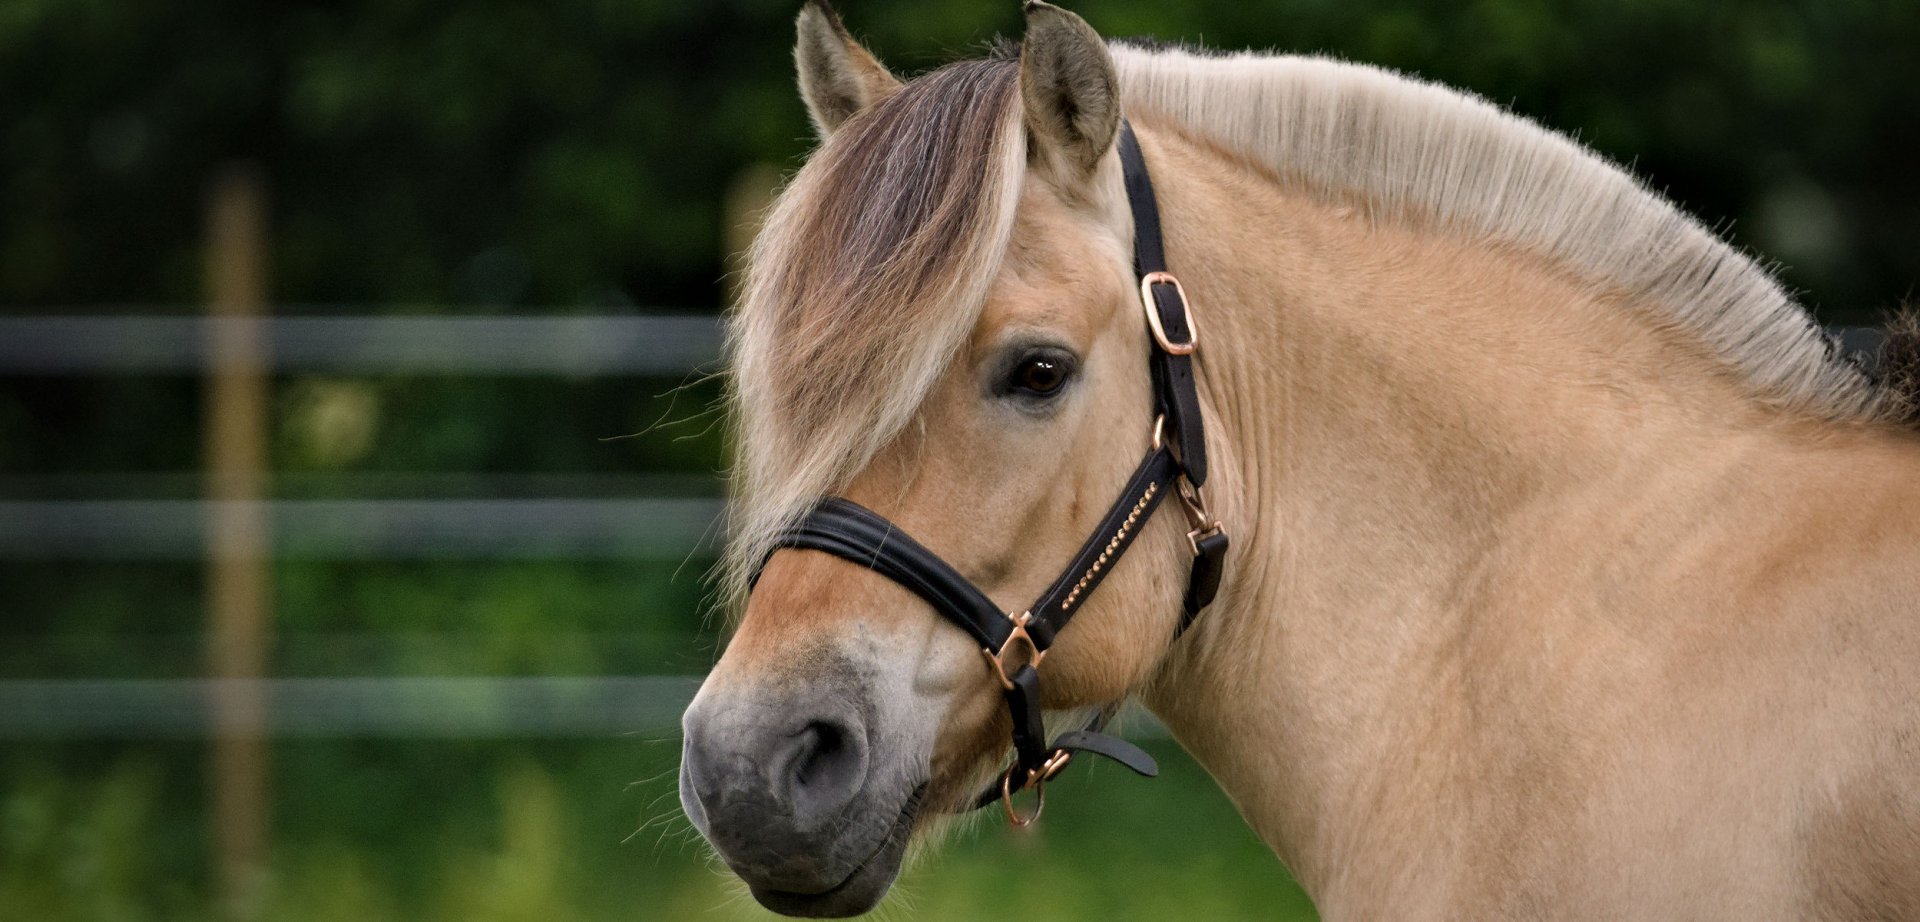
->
[2,0,1917,919]
[0,739,1313,922]
[1,0,1915,315]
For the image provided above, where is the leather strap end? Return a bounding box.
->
[1177,528,1230,637]
[1050,728,1160,778]
[1184,529,1229,613]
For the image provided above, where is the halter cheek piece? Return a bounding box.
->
[751,122,1230,826]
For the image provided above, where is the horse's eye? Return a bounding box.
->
[1010,355,1072,397]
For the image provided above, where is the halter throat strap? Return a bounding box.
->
[752,121,1229,824]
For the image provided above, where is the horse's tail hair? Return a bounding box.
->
[1881,305,1920,427]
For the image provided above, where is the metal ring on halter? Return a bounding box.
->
[1000,769,1046,826]
[998,749,1073,827]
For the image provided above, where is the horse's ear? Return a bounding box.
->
[1020,2,1120,183]
[795,0,901,139]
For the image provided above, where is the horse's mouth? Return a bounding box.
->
[750,782,927,918]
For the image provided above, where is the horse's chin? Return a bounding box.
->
[749,783,926,918]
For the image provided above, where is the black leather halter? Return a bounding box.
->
[752,122,1230,825]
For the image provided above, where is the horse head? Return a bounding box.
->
[678,3,1206,916]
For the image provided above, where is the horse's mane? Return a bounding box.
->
[723,58,1025,610]
[1884,307,1920,421]
[724,41,1908,610]
[1108,42,1898,426]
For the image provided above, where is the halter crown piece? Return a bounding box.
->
[753,122,1230,826]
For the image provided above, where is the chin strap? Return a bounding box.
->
[967,693,1160,826]
[753,121,1228,825]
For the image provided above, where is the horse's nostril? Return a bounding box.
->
[786,718,866,822]
[793,720,845,787]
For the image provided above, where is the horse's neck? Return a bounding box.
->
[1133,123,1798,901]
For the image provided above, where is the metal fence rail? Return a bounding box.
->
[0,314,724,375]
[0,676,1173,741]
[0,497,724,559]
[0,676,702,738]
[0,312,1895,746]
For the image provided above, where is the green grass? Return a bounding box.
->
[0,553,1314,921]
[0,737,1316,922]
[0,559,714,680]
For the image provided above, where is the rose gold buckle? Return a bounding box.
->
[1140,271,1198,356]
[980,611,1045,691]
[1187,521,1224,557]
[998,750,1074,827]
[1177,478,1222,555]
[1038,748,1074,783]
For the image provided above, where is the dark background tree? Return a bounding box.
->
[5,0,1916,314]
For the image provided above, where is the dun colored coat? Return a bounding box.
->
[679,3,1920,918]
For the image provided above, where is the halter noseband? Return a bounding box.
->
[752,121,1230,825]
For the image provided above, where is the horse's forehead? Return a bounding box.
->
[971,183,1130,348]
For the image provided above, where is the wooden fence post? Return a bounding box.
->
[203,166,271,922]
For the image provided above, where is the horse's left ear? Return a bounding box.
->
[795,0,902,139]
[1020,2,1120,183]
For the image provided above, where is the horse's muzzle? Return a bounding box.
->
[679,669,921,917]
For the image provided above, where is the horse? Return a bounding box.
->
[678,2,1920,917]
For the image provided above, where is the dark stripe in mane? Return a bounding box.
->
[727,55,1026,607]
[748,57,1018,440]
